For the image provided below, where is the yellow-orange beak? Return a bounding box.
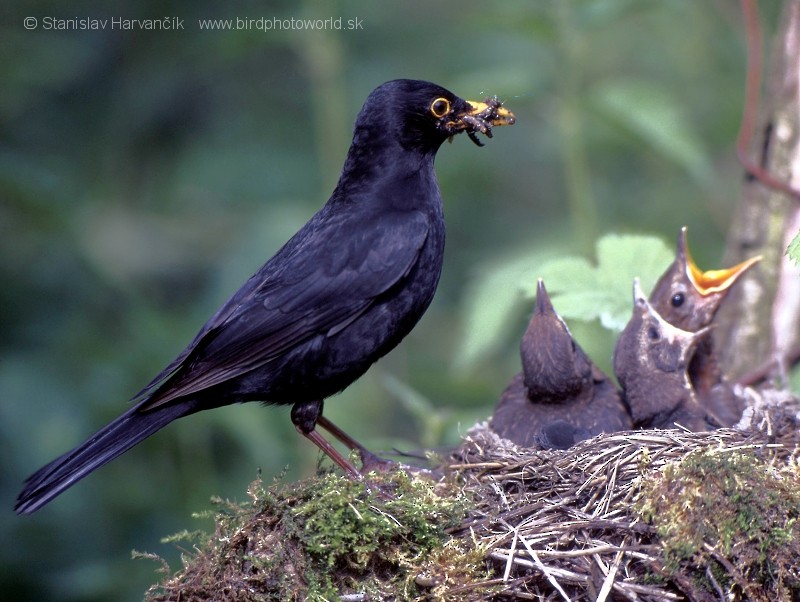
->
[462,99,516,127]
[679,228,762,295]
[446,96,516,146]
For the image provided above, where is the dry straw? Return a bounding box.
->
[445,396,800,602]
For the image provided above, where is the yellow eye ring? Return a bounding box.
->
[430,98,450,118]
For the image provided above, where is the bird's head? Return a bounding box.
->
[357,79,515,154]
[649,227,761,331]
[615,279,712,425]
[521,279,592,402]
[627,278,712,374]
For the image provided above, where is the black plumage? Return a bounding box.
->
[649,227,760,425]
[614,278,719,431]
[490,280,631,449]
[15,79,515,514]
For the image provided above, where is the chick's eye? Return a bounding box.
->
[430,98,450,118]
[648,326,660,340]
[671,292,685,307]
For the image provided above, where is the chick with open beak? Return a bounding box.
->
[649,227,761,425]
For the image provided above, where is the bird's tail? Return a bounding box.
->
[15,401,195,514]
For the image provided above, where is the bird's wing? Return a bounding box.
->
[137,208,431,409]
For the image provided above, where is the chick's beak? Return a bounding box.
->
[685,253,762,295]
[678,227,762,295]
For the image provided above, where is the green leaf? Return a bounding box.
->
[787,229,800,266]
[590,79,712,184]
[453,250,555,371]
[523,256,597,295]
[527,233,674,331]
[790,362,800,397]
[595,233,676,329]
[455,234,675,370]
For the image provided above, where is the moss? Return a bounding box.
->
[412,537,497,600]
[636,449,800,600]
[142,468,479,601]
[140,419,800,601]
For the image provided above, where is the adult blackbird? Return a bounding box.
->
[614,279,720,431]
[649,227,760,425]
[490,280,631,449]
[15,79,515,514]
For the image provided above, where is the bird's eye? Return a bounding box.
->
[648,326,660,340]
[430,98,451,118]
[671,292,685,307]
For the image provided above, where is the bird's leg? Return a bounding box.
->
[316,415,394,473]
[301,429,363,479]
[315,414,369,453]
[290,400,361,479]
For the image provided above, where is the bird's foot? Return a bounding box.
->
[358,449,395,474]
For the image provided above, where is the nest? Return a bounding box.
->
[444,393,800,602]
[143,391,800,602]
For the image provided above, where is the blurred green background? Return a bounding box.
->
[1,1,778,599]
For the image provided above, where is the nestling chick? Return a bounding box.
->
[649,227,760,425]
[491,280,631,449]
[615,278,720,431]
